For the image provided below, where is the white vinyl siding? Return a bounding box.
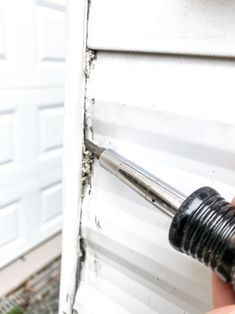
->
[62,0,235,313]
[88,0,235,57]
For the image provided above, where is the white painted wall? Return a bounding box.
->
[0,0,65,268]
[62,0,235,313]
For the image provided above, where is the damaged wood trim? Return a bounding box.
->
[59,0,90,313]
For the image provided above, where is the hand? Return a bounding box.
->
[206,199,235,314]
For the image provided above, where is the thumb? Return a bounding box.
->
[232,198,235,206]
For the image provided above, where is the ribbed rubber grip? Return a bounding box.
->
[169,187,235,286]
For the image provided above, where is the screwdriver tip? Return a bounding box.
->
[85,140,105,159]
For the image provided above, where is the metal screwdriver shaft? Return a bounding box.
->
[86,140,185,218]
[85,140,235,288]
[85,140,105,159]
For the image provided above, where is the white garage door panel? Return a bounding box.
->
[39,104,64,154]
[41,181,62,224]
[0,110,15,166]
[75,51,235,313]
[88,0,235,56]
[37,2,65,62]
[0,201,19,247]
[0,88,63,190]
[0,0,64,268]
[0,170,62,268]
[0,68,64,89]
[0,0,65,89]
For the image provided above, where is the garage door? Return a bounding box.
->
[0,0,65,268]
[61,1,235,313]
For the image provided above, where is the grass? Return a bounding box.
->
[7,306,24,314]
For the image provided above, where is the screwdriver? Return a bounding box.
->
[85,140,235,288]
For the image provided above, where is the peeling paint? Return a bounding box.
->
[81,146,93,190]
[84,51,96,142]
[60,0,95,312]
[72,155,91,312]
[72,46,97,313]
[71,9,98,310]
[84,49,97,79]
[82,49,97,194]
[84,99,94,143]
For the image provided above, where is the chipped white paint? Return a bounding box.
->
[59,0,88,313]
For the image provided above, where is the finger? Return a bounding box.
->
[212,273,235,308]
[210,198,235,309]
[232,197,235,206]
[207,304,235,314]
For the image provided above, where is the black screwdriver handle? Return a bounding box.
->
[169,187,235,287]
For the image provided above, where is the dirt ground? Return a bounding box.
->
[0,258,60,314]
